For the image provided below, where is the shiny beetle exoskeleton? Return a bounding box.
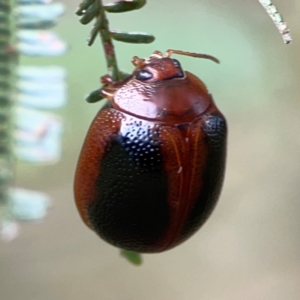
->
[74,50,227,253]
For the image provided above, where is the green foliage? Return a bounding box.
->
[104,0,146,13]
[120,249,142,266]
[85,88,104,103]
[75,0,96,16]
[110,31,155,44]
[79,2,100,25]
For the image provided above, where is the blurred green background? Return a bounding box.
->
[1,0,300,299]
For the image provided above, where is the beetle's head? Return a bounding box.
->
[104,50,220,123]
[131,50,219,84]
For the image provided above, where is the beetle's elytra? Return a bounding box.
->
[74,50,227,253]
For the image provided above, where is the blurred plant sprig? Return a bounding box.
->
[76,0,154,84]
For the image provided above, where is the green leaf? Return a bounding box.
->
[104,0,146,13]
[0,12,9,22]
[0,95,10,107]
[87,18,104,46]
[110,31,155,44]
[85,88,105,103]
[79,2,100,25]
[120,249,142,266]
[0,3,10,12]
[0,28,10,38]
[75,0,96,16]
[18,19,56,30]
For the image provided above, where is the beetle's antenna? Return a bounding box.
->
[165,49,220,64]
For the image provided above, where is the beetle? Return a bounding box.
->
[74,49,227,253]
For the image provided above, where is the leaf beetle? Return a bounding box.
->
[74,49,227,253]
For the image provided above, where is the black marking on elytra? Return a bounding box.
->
[88,120,170,252]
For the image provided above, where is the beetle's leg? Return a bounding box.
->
[101,74,114,85]
[100,74,126,100]
[101,86,117,100]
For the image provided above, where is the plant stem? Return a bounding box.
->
[97,0,121,81]
[257,0,292,44]
[0,0,16,218]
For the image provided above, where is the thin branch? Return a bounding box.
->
[258,0,292,44]
[95,0,121,81]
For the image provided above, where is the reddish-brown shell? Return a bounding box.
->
[74,52,227,253]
